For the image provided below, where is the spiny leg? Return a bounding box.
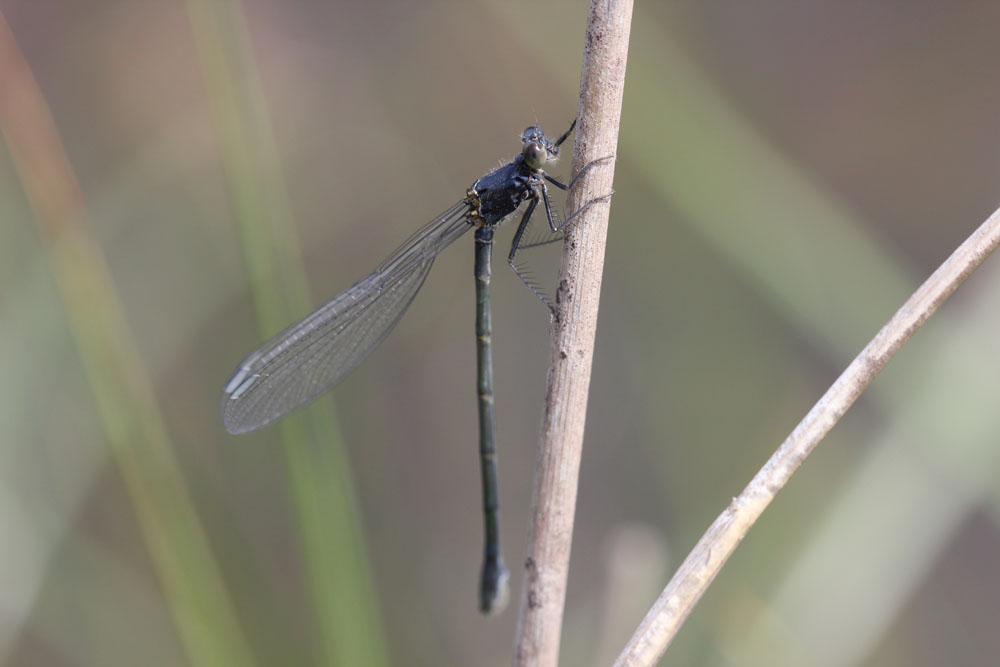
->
[540,180,559,233]
[544,153,616,191]
[509,185,615,311]
[508,151,617,310]
[508,196,539,256]
[554,189,615,232]
[552,119,577,150]
[544,154,616,233]
[507,197,557,310]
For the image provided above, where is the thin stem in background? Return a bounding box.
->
[615,204,1000,666]
[183,0,389,664]
[513,0,634,665]
[0,11,255,667]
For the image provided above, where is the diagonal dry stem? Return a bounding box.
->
[615,204,1000,666]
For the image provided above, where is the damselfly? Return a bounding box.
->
[221,120,610,613]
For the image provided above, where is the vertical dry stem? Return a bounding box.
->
[513,1,633,665]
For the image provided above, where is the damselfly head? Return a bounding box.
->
[520,126,556,170]
[520,126,544,143]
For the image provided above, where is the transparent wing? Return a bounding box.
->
[222,201,473,433]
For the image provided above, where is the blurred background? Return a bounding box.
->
[3,1,1000,665]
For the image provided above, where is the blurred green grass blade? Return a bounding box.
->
[620,19,912,359]
[280,417,390,666]
[0,13,256,667]
[184,1,388,664]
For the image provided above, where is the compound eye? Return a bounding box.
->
[523,142,546,169]
[521,126,542,142]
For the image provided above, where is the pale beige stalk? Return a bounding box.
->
[615,204,1000,666]
[513,1,634,665]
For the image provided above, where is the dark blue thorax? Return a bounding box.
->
[471,160,534,226]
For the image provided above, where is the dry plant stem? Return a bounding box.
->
[614,204,1000,667]
[513,0,633,665]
